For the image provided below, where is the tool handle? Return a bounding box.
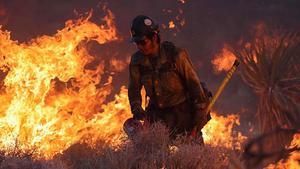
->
[192,59,240,135]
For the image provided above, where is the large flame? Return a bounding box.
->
[0,8,247,160]
[0,10,133,158]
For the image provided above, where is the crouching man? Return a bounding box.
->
[127,15,211,141]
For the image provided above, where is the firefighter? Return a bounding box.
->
[127,15,210,140]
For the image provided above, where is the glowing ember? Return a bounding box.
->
[266,134,300,169]
[0,4,7,26]
[178,0,187,4]
[202,112,247,150]
[212,45,237,73]
[0,9,133,159]
[169,21,176,29]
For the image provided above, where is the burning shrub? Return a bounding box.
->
[0,150,68,169]
[234,27,300,150]
[58,122,241,169]
[211,24,300,168]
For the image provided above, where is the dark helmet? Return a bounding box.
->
[131,15,159,42]
[123,118,143,138]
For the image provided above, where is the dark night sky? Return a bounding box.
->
[1,0,300,133]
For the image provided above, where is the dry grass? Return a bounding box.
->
[61,123,243,169]
[0,150,68,169]
[0,123,244,169]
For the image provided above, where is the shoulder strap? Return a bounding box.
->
[161,41,177,63]
[162,41,213,102]
[161,41,183,78]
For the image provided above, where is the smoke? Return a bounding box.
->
[1,0,300,134]
[0,1,8,26]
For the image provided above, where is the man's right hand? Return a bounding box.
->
[132,106,146,120]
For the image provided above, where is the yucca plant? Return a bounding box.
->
[234,27,300,151]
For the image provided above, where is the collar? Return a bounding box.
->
[141,44,168,69]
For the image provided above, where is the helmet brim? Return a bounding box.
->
[130,35,146,43]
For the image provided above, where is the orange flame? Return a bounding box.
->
[0,7,247,160]
[202,112,247,150]
[0,9,132,159]
[212,45,237,73]
[169,21,176,29]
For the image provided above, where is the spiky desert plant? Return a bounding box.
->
[234,27,300,150]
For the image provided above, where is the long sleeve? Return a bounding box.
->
[128,62,142,113]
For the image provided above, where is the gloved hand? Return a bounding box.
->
[132,106,146,120]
